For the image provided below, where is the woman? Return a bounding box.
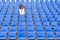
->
[19,5,25,15]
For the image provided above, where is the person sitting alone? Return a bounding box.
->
[19,5,25,15]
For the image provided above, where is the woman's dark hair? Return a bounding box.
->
[20,5,24,9]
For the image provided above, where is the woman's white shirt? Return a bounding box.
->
[19,8,25,15]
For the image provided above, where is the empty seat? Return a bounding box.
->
[56,32,60,39]
[1,27,8,33]
[51,22,58,26]
[46,32,54,39]
[28,32,35,39]
[18,32,26,39]
[37,32,45,39]
[9,33,16,39]
[10,27,16,33]
[0,32,7,39]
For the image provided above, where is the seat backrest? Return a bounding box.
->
[55,0,60,3]
[45,0,50,2]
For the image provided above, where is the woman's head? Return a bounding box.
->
[20,5,24,9]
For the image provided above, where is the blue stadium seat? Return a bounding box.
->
[19,26,26,32]
[37,32,45,39]
[46,32,54,39]
[1,27,8,33]
[54,27,60,33]
[9,32,16,39]
[18,32,26,39]
[10,27,16,33]
[51,22,58,26]
[28,25,34,32]
[56,32,60,39]
[0,32,7,39]
[28,32,35,39]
